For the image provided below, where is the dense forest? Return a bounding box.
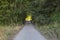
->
[0,0,60,25]
[0,0,60,40]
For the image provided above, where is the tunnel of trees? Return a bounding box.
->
[0,0,60,25]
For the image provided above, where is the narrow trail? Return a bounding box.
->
[13,24,47,40]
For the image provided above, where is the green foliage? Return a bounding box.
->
[51,13,60,22]
[0,0,60,25]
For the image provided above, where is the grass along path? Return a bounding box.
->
[0,25,23,40]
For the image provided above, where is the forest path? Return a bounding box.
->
[13,24,47,40]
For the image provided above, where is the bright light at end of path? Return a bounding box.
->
[25,15,32,21]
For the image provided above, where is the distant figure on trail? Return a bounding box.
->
[25,15,32,24]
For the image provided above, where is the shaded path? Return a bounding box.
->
[13,24,47,40]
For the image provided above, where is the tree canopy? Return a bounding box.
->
[0,0,60,25]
